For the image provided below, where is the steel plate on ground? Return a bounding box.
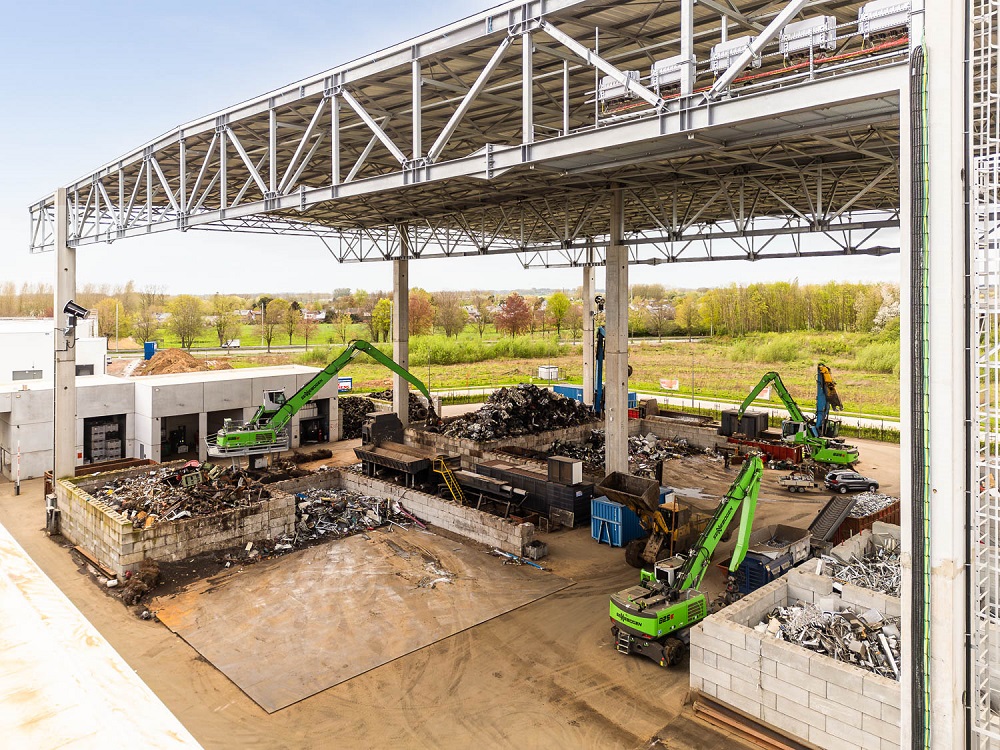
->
[152,528,570,713]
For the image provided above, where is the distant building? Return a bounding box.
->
[0,318,107,382]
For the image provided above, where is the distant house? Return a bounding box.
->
[235,309,258,322]
[462,305,480,321]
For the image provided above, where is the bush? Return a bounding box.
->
[856,341,899,375]
[729,335,800,363]
[297,335,568,369]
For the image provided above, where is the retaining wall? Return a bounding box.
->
[275,469,534,556]
[690,567,900,750]
[405,421,603,461]
[639,416,726,450]
[55,463,295,576]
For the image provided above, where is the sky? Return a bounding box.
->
[0,1,900,296]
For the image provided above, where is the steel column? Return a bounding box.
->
[605,188,628,475]
[53,187,76,480]
[523,31,534,144]
[412,60,422,159]
[680,0,695,97]
[582,265,595,406]
[393,228,410,428]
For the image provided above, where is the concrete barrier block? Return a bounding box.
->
[825,715,867,748]
[761,638,812,673]
[809,693,863,728]
[716,685,762,719]
[702,618,746,650]
[809,724,861,750]
[881,702,900,726]
[729,674,763,702]
[775,662,826,696]
[862,714,899,742]
[862,673,901,708]
[762,706,811,742]
[810,654,865,694]
[760,674,809,708]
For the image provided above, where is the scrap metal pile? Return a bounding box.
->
[548,429,704,477]
[825,537,901,597]
[848,492,897,518]
[96,463,269,529]
[758,603,901,680]
[368,389,429,421]
[340,396,376,439]
[290,488,410,542]
[443,385,594,441]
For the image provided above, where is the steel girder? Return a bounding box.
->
[27,0,906,265]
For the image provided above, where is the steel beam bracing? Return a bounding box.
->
[28,0,907,265]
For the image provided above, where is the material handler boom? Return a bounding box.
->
[609,455,763,666]
[207,340,433,457]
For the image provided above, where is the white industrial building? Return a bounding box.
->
[0,318,106,381]
[0,366,338,480]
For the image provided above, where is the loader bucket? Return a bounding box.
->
[596,472,661,515]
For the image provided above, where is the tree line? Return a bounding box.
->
[0,279,900,346]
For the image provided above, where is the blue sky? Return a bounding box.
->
[0,1,900,295]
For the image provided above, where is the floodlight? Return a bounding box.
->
[63,300,90,319]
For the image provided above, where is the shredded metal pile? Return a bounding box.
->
[443,385,594,441]
[96,463,269,529]
[825,538,901,597]
[848,492,897,518]
[758,603,901,680]
[340,396,376,439]
[548,429,705,477]
[368,389,428,421]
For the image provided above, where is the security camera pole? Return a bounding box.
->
[53,187,77,481]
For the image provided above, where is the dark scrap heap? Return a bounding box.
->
[368,389,428,421]
[443,384,595,441]
[548,429,704,477]
[97,462,270,529]
[340,396,376,439]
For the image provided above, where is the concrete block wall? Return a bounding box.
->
[405,421,602,461]
[690,568,901,750]
[639,416,727,451]
[56,463,295,576]
[275,470,534,555]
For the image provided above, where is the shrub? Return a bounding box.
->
[856,341,899,375]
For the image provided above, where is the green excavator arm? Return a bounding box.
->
[263,340,431,433]
[736,372,809,426]
[676,455,763,593]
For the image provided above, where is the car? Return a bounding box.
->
[824,470,879,494]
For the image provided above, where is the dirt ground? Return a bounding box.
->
[0,437,898,750]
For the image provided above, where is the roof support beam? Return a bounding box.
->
[707,0,809,100]
[340,90,408,166]
[696,0,765,32]
[226,127,269,197]
[426,35,515,163]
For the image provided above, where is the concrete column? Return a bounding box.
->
[605,189,628,475]
[197,413,208,462]
[582,265,596,407]
[53,188,77,480]
[924,3,965,748]
[392,229,410,428]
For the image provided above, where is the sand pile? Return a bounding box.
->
[134,349,233,376]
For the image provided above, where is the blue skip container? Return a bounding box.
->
[591,496,645,548]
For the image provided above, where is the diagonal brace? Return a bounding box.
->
[340,90,408,166]
[536,19,663,111]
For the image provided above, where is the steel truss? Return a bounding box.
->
[970,0,1000,743]
[28,0,905,264]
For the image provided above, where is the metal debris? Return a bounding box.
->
[824,538,901,597]
[340,396,377,439]
[442,384,595,441]
[368,389,428,421]
[548,429,705,477]
[848,492,897,518]
[98,462,270,529]
[760,603,902,680]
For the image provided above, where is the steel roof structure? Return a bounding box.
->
[29,0,905,268]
